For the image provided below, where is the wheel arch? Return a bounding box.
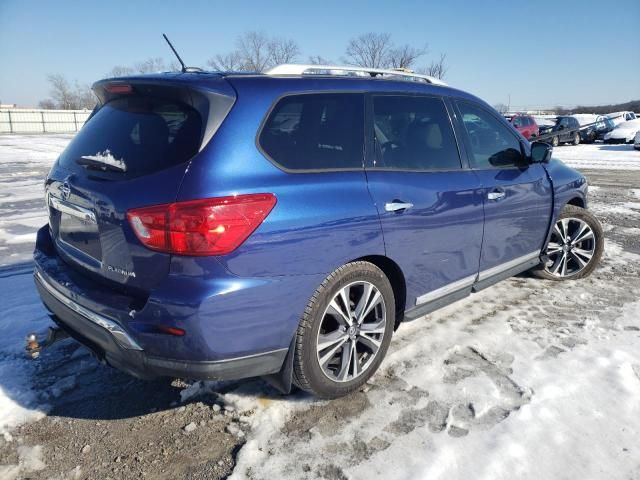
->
[566,196,585,208]
[354,254,406,329]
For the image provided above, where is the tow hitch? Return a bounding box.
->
[25,327,69,359]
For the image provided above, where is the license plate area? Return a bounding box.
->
[50,197,102,261]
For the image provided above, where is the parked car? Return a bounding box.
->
[607,111,637,126]
[33,64,604,398]
[540,116,581,146]
[603,119,640,144]
[504,114,539,139]
[635,131,640,150]
[572,114,615,143]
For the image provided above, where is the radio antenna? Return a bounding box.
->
[162,34,203,73]
[162,34,186,72]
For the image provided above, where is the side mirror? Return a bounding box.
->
[488,148,528,168]
[531,141,552,163]
[558,125,565,130]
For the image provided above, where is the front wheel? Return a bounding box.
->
[552,136,559,147]
[533,205,603,280]
[573,132,580,145]
[292,261,395,398]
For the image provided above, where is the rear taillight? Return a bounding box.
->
[127,194,276,256]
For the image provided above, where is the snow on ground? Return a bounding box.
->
[0,134,72,266]
[0,134,639,479]
[552,143,640,171]
[221,239,640,480]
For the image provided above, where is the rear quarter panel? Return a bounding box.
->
[176,77,386,278]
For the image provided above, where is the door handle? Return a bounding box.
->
[487,191,506,201]
[385,201,414,212]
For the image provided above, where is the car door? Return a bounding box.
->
[453,100,552,285]
[559,117,572,142]
[364,94,484,314]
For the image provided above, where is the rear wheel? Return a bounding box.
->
[573,132,580,145]
[533,205,603,280]
[292,262,395,398]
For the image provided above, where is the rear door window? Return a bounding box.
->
[456,101,524,169]
[259,93,364,171]
[59,96,202,178]
[372,95,461,170]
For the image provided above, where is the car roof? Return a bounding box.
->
[96,70,490,111]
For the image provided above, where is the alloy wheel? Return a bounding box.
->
[544,217,596,277]
[316,281,386,382]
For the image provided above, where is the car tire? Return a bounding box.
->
[532,205,603,281]
[552,136,559,147]
[292,261,395,398]
[572,133,580,145]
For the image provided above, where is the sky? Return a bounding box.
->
[1,0,639,109]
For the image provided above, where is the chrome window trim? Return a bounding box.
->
[477,251,541,282]
[34,270,142,351]
[49,196,97,224]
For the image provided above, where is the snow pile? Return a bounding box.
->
[80,149,126,171]
[0,444,46,480]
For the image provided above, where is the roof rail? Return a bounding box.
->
[265,64,448,86]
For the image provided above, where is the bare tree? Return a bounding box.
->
[421,53,448,79]
[308,55,333,65]
[268,37,300,65]
[344,32,393,68]
[107,65,135,78]
[38,99,56,109]
[74,81,97,109]
[43,74,95,110]
[46,74,76,109]
[207,51,244,71]
[168,60,182,71]
[134,57,167,74]
[387,44,428,70]
[236,31,272,72]
[208,32,301,72]
[493,103,509,114]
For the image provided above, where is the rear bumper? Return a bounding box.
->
[34,269,288,381]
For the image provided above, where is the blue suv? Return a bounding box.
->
[34,65,603,398]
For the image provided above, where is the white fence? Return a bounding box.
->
[0,109,91,133]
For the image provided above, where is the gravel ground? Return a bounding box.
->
[0,138,639,479]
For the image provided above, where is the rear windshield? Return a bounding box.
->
[58,96,202,177]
